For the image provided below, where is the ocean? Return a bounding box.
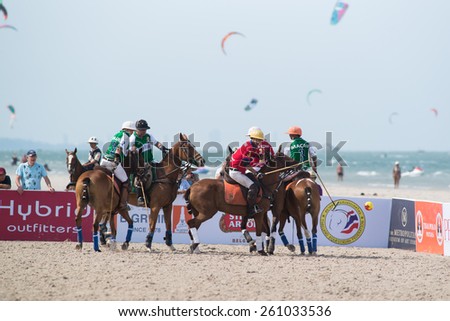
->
[1,149,450,191]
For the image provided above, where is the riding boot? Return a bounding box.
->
[118,180,130,212]
[247,183,262,218]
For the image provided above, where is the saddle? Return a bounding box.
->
[223,170,262,206]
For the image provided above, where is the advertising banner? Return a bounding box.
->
[388,198,416,250]
[415,201,444,255]
[315,196,392,248]
[0,190,93,241]
[443,203,450,257]
[116,195,297,247]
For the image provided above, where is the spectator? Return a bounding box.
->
[0,167,12,189]
[393,161,401,189]
[15,150,56,194]
[336,163,344,182]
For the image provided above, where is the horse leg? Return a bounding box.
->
[99,214,109,245]
[299,213,313,255]
[267,213,279,255]
[107,213,117,250]
[278,211,295,252]
[117,208,134,251]
[145,207,159,252]
[187,213,208,254]
[263,212,273,254]
[293,214,307,255]
[311,210,319,254]
[162,205,175,251]
[254,213,267,256]
[92,213,103,252]
[75,205,85,250]
[241,216,256,253]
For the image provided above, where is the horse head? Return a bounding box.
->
[65,148,78,175]
[134,163,152,192]
[172,133,205,167]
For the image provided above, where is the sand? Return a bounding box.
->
[1,174,449,301]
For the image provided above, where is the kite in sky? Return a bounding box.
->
[0,0,7,20]
[244,98,258,111]
[306,89,322,106]
[0,24,17,31]
[389,112,399,124]
[7,105,15,128]
[330,1,349,25]
[221,31,245,55]
[430,108,438,117]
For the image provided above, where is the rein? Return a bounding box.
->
[263,160,309,175]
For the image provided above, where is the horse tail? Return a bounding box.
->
[184,187,198,216]
[81,177,90,204]
[305,186,312,212]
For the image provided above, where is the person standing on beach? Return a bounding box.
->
[337,163,344,182]
[100,121,135,211]
[15,150,56,194]
[82,136,102,170]
[0,167,12,189]
[393,161,401,188]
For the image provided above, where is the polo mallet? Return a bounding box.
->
[315,170,337,210]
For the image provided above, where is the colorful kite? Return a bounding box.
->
[7,104,15,128]
[221,31,245,55]
[0,24,17,31]
[244,98,258,111]
[0,1,7,21]
[430,108,438,117]
[306,89,322,106]
[389,112,399,124]
[330,1,349,25]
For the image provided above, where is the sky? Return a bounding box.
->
[1,0,450,152]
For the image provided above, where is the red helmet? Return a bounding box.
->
[286,126,302,136]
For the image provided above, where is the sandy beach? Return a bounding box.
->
[1,173,449,301]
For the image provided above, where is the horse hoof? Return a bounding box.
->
[193,246,201,254]
[249,244,257,253]
[95,249,102,252]
[75,243,82,250]
[257,250,268,256]
[267,251,274,255]
[300,252,306,256]
[169,245,176,252]
[287,244,295,252]
[189,243,199,254]
[121,242,129,251]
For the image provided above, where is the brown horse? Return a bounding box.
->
[66,148,140,246]
[280,177,321,254]
[185,150,296,255]
[134,133,205,252]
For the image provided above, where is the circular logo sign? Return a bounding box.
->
[416,210,423,243]
[401,207,408,227]
[436,213,443,246]
[320,199,366,245]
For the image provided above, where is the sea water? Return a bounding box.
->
[1,149,450,191]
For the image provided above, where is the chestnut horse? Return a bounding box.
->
[134,133,205,252]
[66,147,141,246]
[185,150,296,255]
[280,177,321,254]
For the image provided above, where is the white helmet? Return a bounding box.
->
[247,126,261,136]
[87,136,98,144]
[122,121,136,131]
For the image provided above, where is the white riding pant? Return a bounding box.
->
[229,170,254,188]
[100,158,128,183]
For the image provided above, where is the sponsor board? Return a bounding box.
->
[415,201,444,255]
[315,197,392,248]
[443,203,450,257]
[388,199,416,250]
[0,190,93,241]
[116,195,297,247]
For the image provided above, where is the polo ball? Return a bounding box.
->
[364,201,374,211]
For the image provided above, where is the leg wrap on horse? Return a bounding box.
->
[77,227,83,244]
[164,230,173,246]
[145,232,154,249]
[93,231,100,252]
[298,237,306,253]
[306,238,313,254]
[279,232,289,246]
[242,229,253,243]
[256,235,263,252]
[126,223,133,243]
[247,183,259,206]
[190,227,200,244]
[312,233,318,252]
